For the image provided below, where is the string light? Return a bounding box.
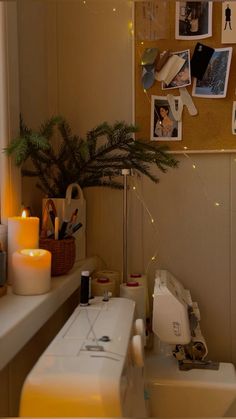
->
[128,21,134,36]
[129,176,160,275]
[140,79,225,211]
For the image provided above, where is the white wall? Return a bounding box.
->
[18,1,236,364]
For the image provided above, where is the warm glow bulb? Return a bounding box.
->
[151,218,154,223]
[143,89,147,93]
[133,186,136,190]
[151,256,156,261]
[141,41,144,45]
[184,146,188,150]
[192,164,196,169]
[113,7,116,12]
[215,202,220,207]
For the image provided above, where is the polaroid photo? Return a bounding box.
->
[192,47,232,98]
[232,102,236,135]
[175,1,212,40]
[151,96,182,142]
[222,1,236,44]
[162,50,191,90]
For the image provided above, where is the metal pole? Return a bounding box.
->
[122,169,130,283]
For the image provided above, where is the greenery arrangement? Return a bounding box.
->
[5,115,178,197]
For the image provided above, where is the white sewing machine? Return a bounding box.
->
[19,297,147,417]
[152,270,209,368]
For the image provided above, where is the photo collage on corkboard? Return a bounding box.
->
[135,1,236,152]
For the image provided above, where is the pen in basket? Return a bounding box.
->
[72,222,82,234]
[62,222,83,238]
[70,208,78,224]
[54,217,59,240]
[59,220,68,240]
[66,209,78,236]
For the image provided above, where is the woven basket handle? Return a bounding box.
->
[41,199,57,238]
[66,183,84,205]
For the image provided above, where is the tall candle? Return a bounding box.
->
[8,213,39,284]
[12,249,51,295]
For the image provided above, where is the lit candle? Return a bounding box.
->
[12,249,51,295]
[8,211,39,284]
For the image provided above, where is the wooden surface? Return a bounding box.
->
[135,2,236,152]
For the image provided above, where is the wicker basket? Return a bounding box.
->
[39,236,76,276]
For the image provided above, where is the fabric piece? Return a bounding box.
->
[156,50,170,71]
[179,87,198,116]
[156,54,186,85]
[166,94,183,121]
[142,64,155,89]
[141,48,159,66]
[167,88,198,121]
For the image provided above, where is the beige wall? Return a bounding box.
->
[18,1,236,364]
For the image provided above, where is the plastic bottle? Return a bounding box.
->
[80,270,90,306]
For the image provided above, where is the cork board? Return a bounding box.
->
[134,2,236,152]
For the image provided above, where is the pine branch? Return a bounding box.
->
[5,117,179,197]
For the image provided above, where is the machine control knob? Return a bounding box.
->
[134,318,146,347]
[99,335,111,342]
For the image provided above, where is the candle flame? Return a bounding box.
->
[22,210,27,218]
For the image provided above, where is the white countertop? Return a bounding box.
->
[0,256,99,371]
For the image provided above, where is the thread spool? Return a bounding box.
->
[80,270,90,306]
[129,273,150,318]
[91,276,116,297]
[120,281,145,322]
[93,270,121,296]
[0,225,7,251]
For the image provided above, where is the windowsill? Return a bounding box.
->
[0,256,99,371]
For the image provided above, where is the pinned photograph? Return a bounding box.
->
[175,1,212,40]
[222,1,236,44]
[151,96,182,141]
[232,102,236,135]
[162,50,191,90]
[135,0,169,41]
[192,47,232,98]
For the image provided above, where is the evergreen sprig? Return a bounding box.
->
[5,116,178,197]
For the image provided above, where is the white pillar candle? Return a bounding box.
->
[8,215,39,284]
[12,249,51,295]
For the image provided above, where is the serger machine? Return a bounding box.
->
[19,297,147,417]
[153,270,213,370]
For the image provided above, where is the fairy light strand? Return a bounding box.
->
[130,176,160,274]
[140,80,225,211]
